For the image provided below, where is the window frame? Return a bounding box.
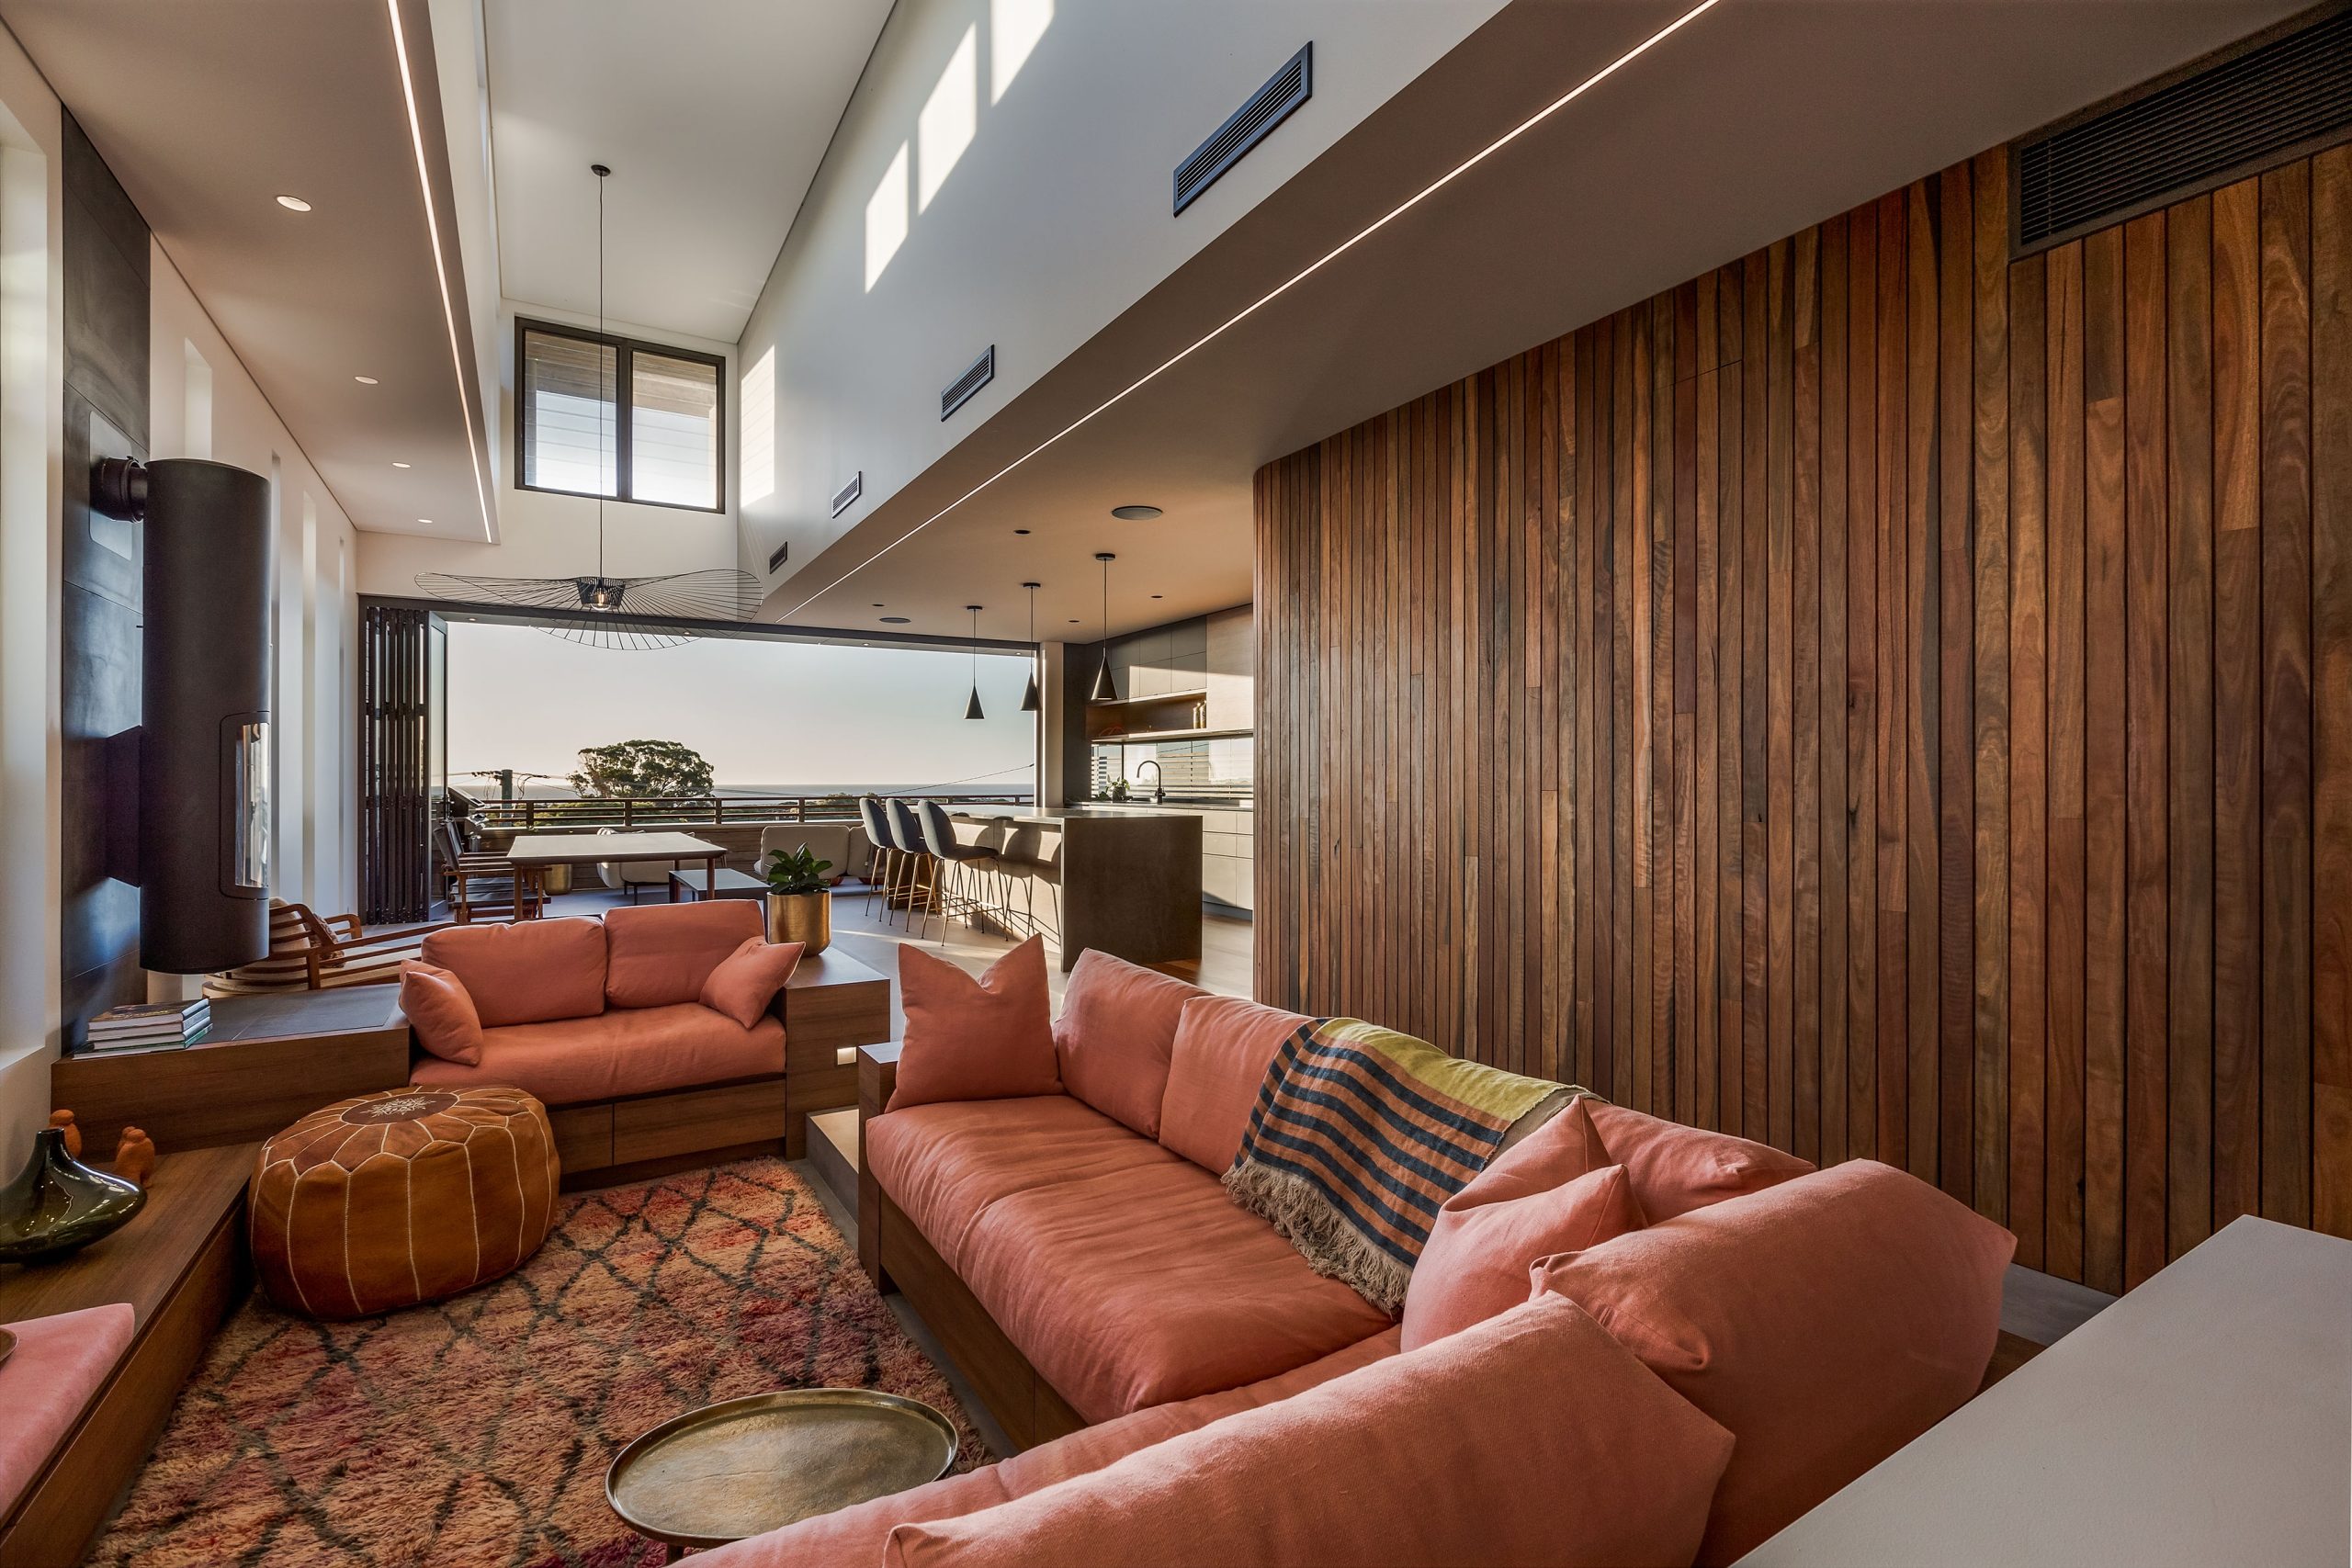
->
[513,316,729,515]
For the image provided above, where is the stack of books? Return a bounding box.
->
[85,998,211,1053]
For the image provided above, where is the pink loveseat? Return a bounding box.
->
[409,901,783,1104]
[707,952,2015,1568]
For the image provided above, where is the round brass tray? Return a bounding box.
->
[605,1388,957,1551]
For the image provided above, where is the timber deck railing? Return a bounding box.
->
[467,791,1030,832]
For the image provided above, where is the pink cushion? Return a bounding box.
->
[1533,1159,2016,1565]
[605,899,764,1009]
[0,1303,135,1517]
[420,917,606,1027]
[399,959,483,1066]
[1053,950,1203,1138]
[1159,994,1309,1172]
[1401,1159,1645,1351]
[880,1293,1734,1568]
[956,1152,1393,1422]
[411,1001,782,1105]
[888,937,1057,1111]
[865,1096,1169,1273]
[700,937,804,1029]
[697,1331,1404,1567]
[1586,1100,1814,1221]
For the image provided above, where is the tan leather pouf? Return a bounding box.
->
[250,1085,560,1319]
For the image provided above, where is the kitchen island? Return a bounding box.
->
[949,807,1203,973]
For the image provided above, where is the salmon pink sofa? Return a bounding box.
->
[719,949,2015,1568]
[402,902,803,1180]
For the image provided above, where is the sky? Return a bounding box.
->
[446,621,1038,792]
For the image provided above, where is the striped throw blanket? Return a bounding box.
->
[1223,1018,1565,1312]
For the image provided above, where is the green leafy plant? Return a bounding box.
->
[761,844,834,896]
[568,739,716,798]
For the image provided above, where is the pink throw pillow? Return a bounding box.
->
[1401,1156,1645,1352]
[1159,994,1311,1172]
[1585,1100,1814,1221]
[1532,1159,2016,1565]
[880,1292,1733,1568]
[400,959,483,1066]
[699,937,804,1029]
[889,936,1057,1111]
[1053,950,1204,1137]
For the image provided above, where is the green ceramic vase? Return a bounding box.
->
[0,1126,146,1263]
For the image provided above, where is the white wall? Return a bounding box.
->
[0,23,62,1160]
[736,0,1503,594]
[356,300,736,595]
[150,243,361,923]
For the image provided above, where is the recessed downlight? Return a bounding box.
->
[416,517,433,525]
[392,461,412,468]
[355,375,379,385]
[880,615,910,625]
[1111,504,1162,521]
[1014,528,1031,535]
[275,195,312,211]
[1152,593,1164,599]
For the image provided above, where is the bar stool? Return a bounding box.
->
[857,795,895,915]
[917,801,1005,943]
[993,823,1060,944]
[886,799,933,931]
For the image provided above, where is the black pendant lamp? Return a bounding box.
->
[1090,553,1119,703]
[964,605,986,720]
[1019,581,1042,713]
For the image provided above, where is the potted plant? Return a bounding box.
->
[761,843,834,953]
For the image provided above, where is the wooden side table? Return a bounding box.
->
[51,987,412,1162]
[781,952,889,1159]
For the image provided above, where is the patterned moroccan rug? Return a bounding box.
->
[89,1156,986,1567]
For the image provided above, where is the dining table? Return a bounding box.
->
[502,830,727,909]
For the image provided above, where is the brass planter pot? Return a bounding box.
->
[765,890,831,953]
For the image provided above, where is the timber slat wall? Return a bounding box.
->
[1255,143,2352,1288]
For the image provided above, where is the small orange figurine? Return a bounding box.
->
[112,1128,156,1189]
[47,1109,81,1160]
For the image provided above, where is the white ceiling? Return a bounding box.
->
[485,0,891,341]
[0,0,493,542]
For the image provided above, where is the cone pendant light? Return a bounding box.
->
[1019,581,1042,713]
[1090,553,1119,703]
[963,605,986,720]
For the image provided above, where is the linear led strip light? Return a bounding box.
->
[786,0,1726,620]
[386,0,496,541]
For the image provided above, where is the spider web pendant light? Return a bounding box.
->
[415,163,758,649]
[963,605,986,720]
[1090,553,1119,703]
[1019,581,1042,713]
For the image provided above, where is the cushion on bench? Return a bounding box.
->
[956,1155,1394,1422]
[411,1002,781,1105]
[864,1095,1165,1274]
[695,1329,1404,1567]
[0,1303,135,1517]
[420,916,606,1026]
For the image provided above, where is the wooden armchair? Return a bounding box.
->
[438,819,542,923]
[203,900,455,998]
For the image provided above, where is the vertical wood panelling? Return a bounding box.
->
[1256,143,2352,1274]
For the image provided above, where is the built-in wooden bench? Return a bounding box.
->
[0,1144,254,1567]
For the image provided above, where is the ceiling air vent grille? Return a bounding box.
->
[830,471,862,517]
[1175,43,1312,216]
[2016,6,2352,253]
[941,346,995,421]
[766,539,789,572]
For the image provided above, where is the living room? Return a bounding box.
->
[2,1,2348,1565]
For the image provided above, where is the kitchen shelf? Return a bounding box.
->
[1089,725,1253,744]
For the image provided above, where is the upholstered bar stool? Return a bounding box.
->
[886,799,933,931]
[857,795,896,915]
[994,822,1061,943]
[917,800,1004,942]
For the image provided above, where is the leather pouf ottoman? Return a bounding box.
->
[250,1085,560,1319]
